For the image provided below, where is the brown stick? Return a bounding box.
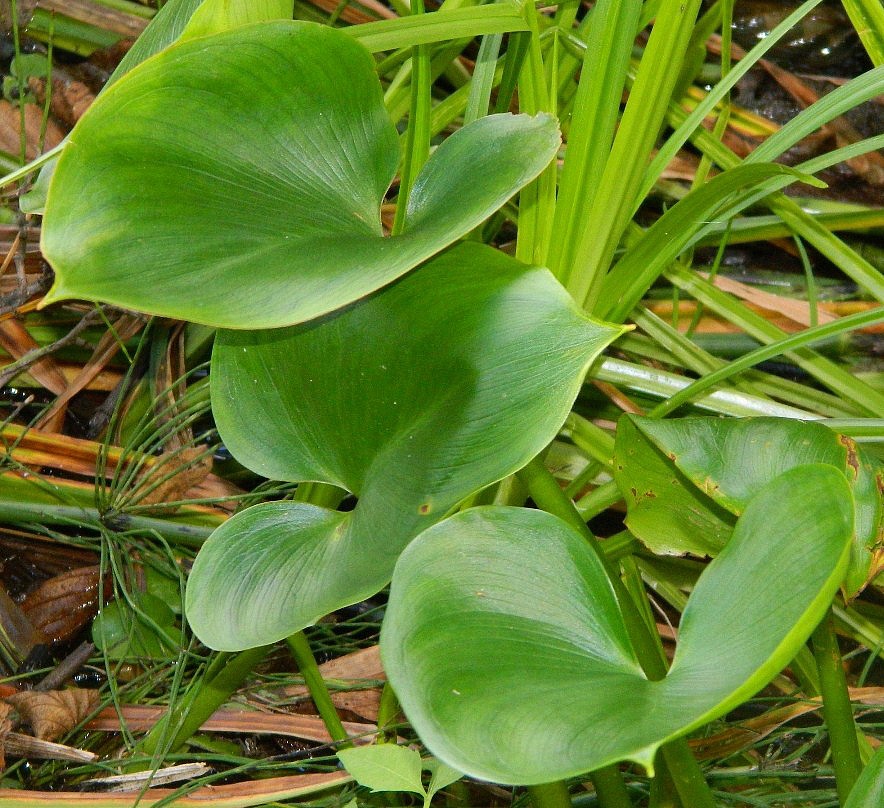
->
[36,0,148,38]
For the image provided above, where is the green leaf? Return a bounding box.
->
[612,415,736,557]
[841,0,884,67]
[424,758,463,803]
[346,6,530,53]
[845,746,884,808]
[92,592,182,660]
[617,415,883,595]
[41,22,559,329]
[108,0,205,85]
[186,243,623,650]
[181,0,293,39]
[338,745,426,796]
[382,465,852,784]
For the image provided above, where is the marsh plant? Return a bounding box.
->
[23,0,884,805]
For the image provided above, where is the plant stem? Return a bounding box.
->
[528,781,573,808]
[286,631,351,747]
[659,742,714,808]
[589,764,634,808]
[138,645,269,762]
[811,608,863,802]
[391,0,430,236]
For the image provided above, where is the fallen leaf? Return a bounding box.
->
[20,566,107,644]
[0,702,12,768]
[689,687,884,760]
[0,101,64,160]
[6,688,99,741]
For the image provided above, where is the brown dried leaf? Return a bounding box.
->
[0,1,37,32]
[330,689,382,722]
[0,702,12,769]
[276,646,386,720]
[6,688,99,741]
[319,645,384,681]
[136,447,213,507]
[29,73,95,129]
[0,101,65,161]
[20,566,105,644]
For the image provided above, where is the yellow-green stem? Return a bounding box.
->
[811,608,863,802]
[286,631,352,747]
[528,781,573,808]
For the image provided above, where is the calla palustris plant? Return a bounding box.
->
[613,415,883,596]
[36,9,620,646]
[34,0,879,794]
[381,464,853,784]
[40,19,560,329]
[190,243,623,648]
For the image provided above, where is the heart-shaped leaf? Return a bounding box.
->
[41,21,560,329]
[615,415,883,594]
[186,243,624,650]
[381,464,852,784]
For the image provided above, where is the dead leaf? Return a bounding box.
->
[0,586,44,664]
[34,313,146,431]
[330,689,382,722]
[38,0,148,39]
[0,702,12,769]
[689,687,884,760]
[0,1,36,32]
[274,646,385,721]
[0,101,65,161]
[87,704,377,744]
[6,688,99,741]
[20,566,106,644]
[135,447,213,508]
[29,72,96,129]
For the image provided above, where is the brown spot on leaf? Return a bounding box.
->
[700,478,721,496]
[838,434,860,480]
[418,503,431,515]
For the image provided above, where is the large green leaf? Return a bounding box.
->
[615,415,883,595]
[186,243,623,650]
[40,21,559,329]
[382,465,852,784]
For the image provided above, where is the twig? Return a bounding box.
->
[0,268,52,317]
[0,308,102,389]
[36,641,95,692]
